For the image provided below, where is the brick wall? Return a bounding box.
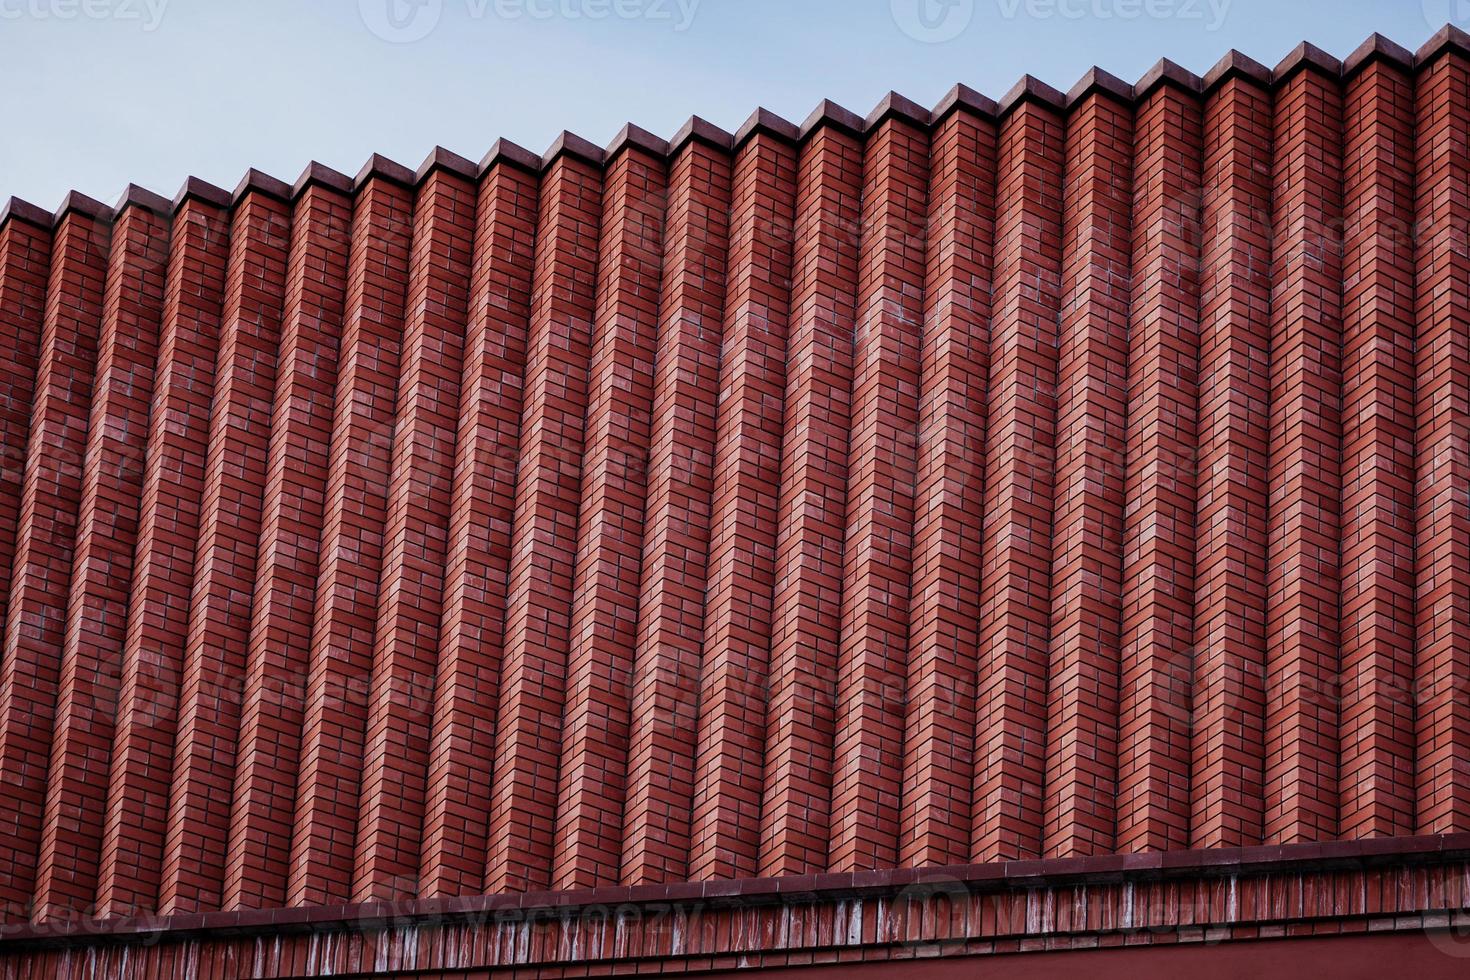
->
[0,29,1468,963]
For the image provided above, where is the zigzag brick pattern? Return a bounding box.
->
[2,29,1470,931]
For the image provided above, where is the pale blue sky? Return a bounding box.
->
[0,0,1456,209]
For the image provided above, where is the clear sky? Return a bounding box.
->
[0,0,1456,209]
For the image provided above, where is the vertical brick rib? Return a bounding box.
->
[0,210,49,912]
[1042,89,1132,858]
[1116,82,1203,854]
[1337,55,1417,840]
[0,205,110,923]
[552,143,666,891]
[160,185,292,914]
[224,181,351,910]
[485,151,603,894]
[0,211,50,638]
[1263,60,1344,844]
[35,198,170,921]
[1413,47,1470,833]
[620,135,733,886]
[418,158,539,899]
[759,119,863,879]
[288,172,413,908]
[900,100,996,869]
[1191,73,1273,850]
[97,194,230,918]
[688,129,797,882]
[971,94,1065,864]
[352,166,476,902]
[829,113,928,873]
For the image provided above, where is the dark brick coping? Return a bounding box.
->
[4,833,1467,949]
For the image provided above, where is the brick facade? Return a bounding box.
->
[2,25,1470,977]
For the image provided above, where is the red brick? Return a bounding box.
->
[287,173,414,908]
[1191,74,1273,850]
[224,181,352,910]
[1116,82,1202,854]
[899,103,995,869]
[972,98,1065,864]
[1413,47,1470,834]
[353,167,477,902]
[687,130,797,882]
[0,207,110,922]
[1337,57,1417,841]
[97,194,231,918]
[418,158,540,898]
[552,144,667,891]
[35,199,170,921]
[1043,90,1131,858]
[759,120,863,878]
[829,115,928,872]
[159,188,292,914]
[485,153,603,894]
[1263,65,1344,844]
[621,137,732,886]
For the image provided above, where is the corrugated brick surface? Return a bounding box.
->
[1,33,1470,966]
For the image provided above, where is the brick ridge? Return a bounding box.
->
[52,190,112,223]
[478,137,542,176]
[19,26,1454,221]
[1342,31,1414,80]
[290,160,353,200]
[669,113,735,155]
[1202,48,1274,95]
[863,90,931,132]
[931,82,999,123]
[1064,66,1134,108]
[0,196,54,231]
[414,144,479,184]
[732,106,800,149]
[352,151,417,190]
[171,175,232,211]
[605,121,671,161]
[1273,40,1344,87]
[109,183,172,218]
[541,129,606,169]
[230,166,293,205]
[1133,57,1203,100]
[4,833,1466,947]
[797,98,865,141]
[997,73,1067,118]
[1414,22,1470,67]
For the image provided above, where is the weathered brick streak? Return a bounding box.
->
[3,32,1470,950]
